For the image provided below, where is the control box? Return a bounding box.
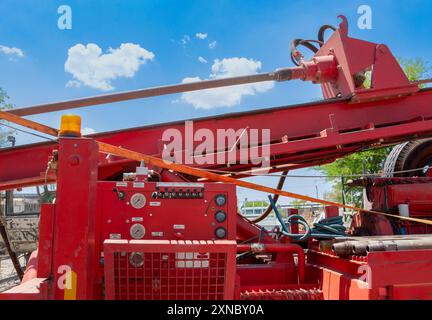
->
[96,181,237,245]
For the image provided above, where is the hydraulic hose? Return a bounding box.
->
[250,170,289,223]
[290,24,337,66]
[317,25,337,45]
[268,195,346,240]
[290,39,322,66]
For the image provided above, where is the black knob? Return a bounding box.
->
[215,227,227,239]
[215,211,227,223]
[215,194,226,206]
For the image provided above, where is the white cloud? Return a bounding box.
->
[198,56,208,64]
[65,43,155,91]
[209,41,217,49]
[181,57,274,109]
[82,127,96,135]
[0,45,24,58]
[65,80,82,88]
[181,35,191,47]
[196,32,208,40]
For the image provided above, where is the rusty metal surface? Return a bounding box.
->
[4,216,39,253]
[0,219,23,279]
[240,288,323,300]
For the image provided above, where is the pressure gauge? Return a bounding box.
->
[130,193,146,209]
[215,194,226,206]
[130,223,146,239]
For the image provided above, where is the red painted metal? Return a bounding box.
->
[95,181,237,244]
[0,278,48,300]
[324,206,339,219]
[288,209,299,234]
[237,243,305,283]
[21,250,38,284]
[3,88,432,190]
[369,178,432,217]
[103,239,237,300]
[50,137,99,300]
[316,16,418,102]
[308,248,432,300]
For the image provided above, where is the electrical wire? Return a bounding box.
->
[0,122,57,142]
[250,170,288,223]
[205,166,427,179]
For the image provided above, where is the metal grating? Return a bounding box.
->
[104,240,236,300]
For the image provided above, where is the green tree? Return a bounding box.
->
[0,88,14,147]
[317,147,392,206]
[242,200,269,208]
[316,58,429,207]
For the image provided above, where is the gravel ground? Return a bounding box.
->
[0,256,23,292]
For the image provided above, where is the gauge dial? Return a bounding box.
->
[130,223,146,239]
[215,194,226,206]
[130,193,146,209]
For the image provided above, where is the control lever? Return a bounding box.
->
[112,187,126,200]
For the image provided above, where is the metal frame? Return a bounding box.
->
[1,16,432,300]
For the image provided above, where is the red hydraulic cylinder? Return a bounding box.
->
[237,243,306,284]
[236,214,278,244]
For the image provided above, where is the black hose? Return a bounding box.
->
[290,39,322,66]
[317,25,337,45]
[250,170,289,223]
[268,195,346,241]
[290,24,337,66]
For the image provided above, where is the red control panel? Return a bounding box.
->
[96,181,237,245]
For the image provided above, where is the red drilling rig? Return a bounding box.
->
[1,16,432,300]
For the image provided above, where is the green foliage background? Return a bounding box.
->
[0,88,14,147]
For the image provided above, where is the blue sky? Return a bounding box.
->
[1,0,431,203]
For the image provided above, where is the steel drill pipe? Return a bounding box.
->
[8,55,339,117]
[367,238,432,252]
[332,241,356,256]
[8,67,303,116]
[237,243,306,283]
[352,242,370,255]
